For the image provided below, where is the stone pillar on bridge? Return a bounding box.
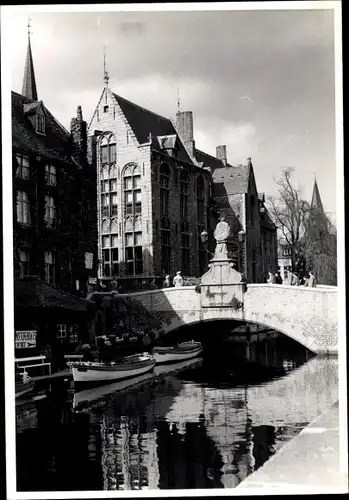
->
[200,217,246,309]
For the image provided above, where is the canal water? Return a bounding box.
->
[16,336,338,491]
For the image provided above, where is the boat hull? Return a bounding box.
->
[153,346,203,364]
[15,381,35,399]
[71,358,156,383]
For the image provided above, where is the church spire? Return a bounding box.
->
[22,18,38,101]
[310,178,324,213]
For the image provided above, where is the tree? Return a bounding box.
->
[268,168,337,285]
[267,168,309,271]
[300,206,337,285]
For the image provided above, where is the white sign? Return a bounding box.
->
[85,252,93,269]
[15,330,37,349]
[88,277,97,285]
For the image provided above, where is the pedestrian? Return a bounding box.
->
[195,277,202,294]
[275,272,283,284]
[149,279,158,290]
[291,272,300,286]
[162,275,171,288]
[306,271,317,288]
[109,277,118,293]
[173,271,184,287]
[267,272,276,284]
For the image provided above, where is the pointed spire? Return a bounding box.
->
[103,46,109,87]
[177,88,180,112]
[310,178,324,213]
[22,18,38,101]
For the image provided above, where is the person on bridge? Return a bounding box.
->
[292,272,300,286]
[173,271,184,287]
[109,277,119,293]
[275,272,283,284]
[305,271,317,287]
[162,275,171,288]
[267,272,276,284]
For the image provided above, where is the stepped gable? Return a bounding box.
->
[12,91,74,165]
[112,93,194,166]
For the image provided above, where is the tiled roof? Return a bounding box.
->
[112,93,194,165]
[15,277,92,311]
[195,149,229,170]
[12,91,75,165]
[212,164,251,195]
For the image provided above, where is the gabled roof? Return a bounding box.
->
[212,164,251,196]
[112,93,194,165]
[12,91,75,165]
[310,179,324,213]
[22,38,38,101]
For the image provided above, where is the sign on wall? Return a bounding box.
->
[15,330,37,349]
[85,253,93,269]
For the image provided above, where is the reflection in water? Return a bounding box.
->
[16,340,338,491]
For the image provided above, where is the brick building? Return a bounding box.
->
[87,78,212,285]
[88,76,277,285]
[13,35,97,293]
[12,33,97,362]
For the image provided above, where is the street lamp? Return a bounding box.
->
[200,230,214,257]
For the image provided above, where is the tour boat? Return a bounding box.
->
[71,352,156,383]
[152,341,203,364]
[15,372,35,399]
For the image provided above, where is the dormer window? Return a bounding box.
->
[36,114,45,134]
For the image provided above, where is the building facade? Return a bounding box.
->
[87,78,277,285]
[87,83,211,285]
[13,37,97,295]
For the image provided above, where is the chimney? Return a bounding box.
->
[71,105,87,166]
[216,145,227,166]
[176,111,195,157]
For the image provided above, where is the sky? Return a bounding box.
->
[5,4,340,217]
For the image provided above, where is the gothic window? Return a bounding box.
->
[197,176,205,225]
[180,171,189,221]
[125,232,143,275]
[16,191,31,225]
[161,230,171,275]
[160,163,170,217]
[101,193,109,217]
[123,165,141,215]
[102,220,109,234]
[181,233,190,276]
[100,134,116,165]
[18,249,30,278]
[111,193,118,216]
[102,235,110,248]
[102,248,110,277]
[44,251,55,284]
[44,196,56,228]
[16,154,30,180]
[45,164,56,186]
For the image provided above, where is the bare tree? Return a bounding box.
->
[268,168,337,284]
[267,168,309,270]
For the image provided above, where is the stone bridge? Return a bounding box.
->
[124,284,338,354]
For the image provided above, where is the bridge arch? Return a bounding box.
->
[123,284,337,355]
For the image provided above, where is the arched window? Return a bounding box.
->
[180,171,189,221]
[123,164,141,215]
[100,134,116,165]
[197,176,206,275]
[197,176,205,225]
[160,163,170,217]
[180,171,190,275]
[160,163,171,274]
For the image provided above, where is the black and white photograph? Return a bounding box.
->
[1,1,347,497]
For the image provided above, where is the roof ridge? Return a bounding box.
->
[113,92,170,122]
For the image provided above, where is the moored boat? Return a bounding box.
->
[15,372,35,399]
[152,341,203,364]
[71,352,156,383]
